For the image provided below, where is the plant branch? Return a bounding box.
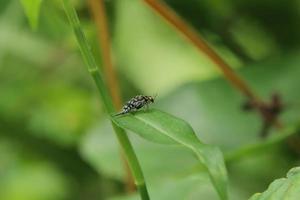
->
[143,0,281,134]
[87,0,135,192]
[143,0,257,101]
[61,1,150,199]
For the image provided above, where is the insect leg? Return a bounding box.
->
[143,104,149,111]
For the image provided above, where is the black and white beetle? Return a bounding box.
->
[114,95,156,116]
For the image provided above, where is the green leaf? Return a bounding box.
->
[157,54,300,151]
[20,0,44,30]
[80,122,194,180]
[112,109,228,200]
[81,53,300,200]
[248,167,300,200]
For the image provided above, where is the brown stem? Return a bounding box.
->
[87,0,135,192]
[143,0,282,135]
[88,0,122,109]
[144,0,258,101]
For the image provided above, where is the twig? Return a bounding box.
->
[143,0,281,134]
[143,0,257,100]
[87,0,135,192]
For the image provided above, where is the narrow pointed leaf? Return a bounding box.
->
[20,0,44,30]
[113,109,228,200]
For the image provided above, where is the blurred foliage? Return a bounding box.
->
[249,167,300,200]
[1,0,300,200]
[20,0,43,30]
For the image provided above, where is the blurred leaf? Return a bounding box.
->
[79,120,197,182]
[230,18,279,60]
[113,109,228,200]
[114,0,241,95]
[157,53,300,150]
[248,167,300,200]
[225,126,298,162]
[110,174,220,200]
[27,85,94,146]
[109,173,253,200]
[0,144,70,200]
[20,0,44,30]
[152,54,300,195]
[80,53,300,200]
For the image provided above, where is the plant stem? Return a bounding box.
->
[143,0,257,101]
[61,1,150,199]
[143,0,282,132]
[112,123,149,199]
[87,0,122,109]
[87,0,135,191]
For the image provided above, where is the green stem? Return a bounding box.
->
[90,71,114,113]
[61,1,150,199]
[112,123,150,200]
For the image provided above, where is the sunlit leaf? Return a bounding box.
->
[20,0,44,30]
[113,109,228,200]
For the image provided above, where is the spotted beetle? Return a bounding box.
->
[114,95,156,116]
